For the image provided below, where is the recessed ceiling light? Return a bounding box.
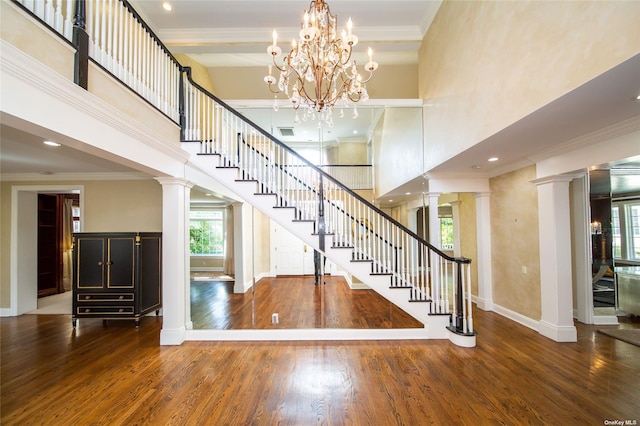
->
[43,141,61,147]
[162,2,172,11]
[389,199,393,202]
[405,192,411,195]
[636,94,640,100]
[353,130,358,134]
[488,157,499,162]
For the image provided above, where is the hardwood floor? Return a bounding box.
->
[190,275,423,329]
[2,309,639,424]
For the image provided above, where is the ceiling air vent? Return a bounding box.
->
[278,127,295,137]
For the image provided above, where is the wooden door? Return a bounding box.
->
[273,224,315,275]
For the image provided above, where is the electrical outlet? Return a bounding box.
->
[522,266,527,274]
[272,313,279,324]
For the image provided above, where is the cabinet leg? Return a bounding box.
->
[72,319,77,328]
[135,318,140,328]
[155,310,160,316]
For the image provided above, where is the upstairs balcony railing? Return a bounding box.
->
[12,0,475,337]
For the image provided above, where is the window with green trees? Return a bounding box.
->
[190,210,224,255]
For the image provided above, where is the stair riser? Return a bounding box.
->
[195,153,431,326]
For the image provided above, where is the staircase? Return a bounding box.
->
[11,0,475,346]
[181,71,477,347]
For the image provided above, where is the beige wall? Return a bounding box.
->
[418,0,640,171]
[190,257,224,269]
[336,142,368,165]
[81,180,162,232]
[1,1,75,80]
[458,193,478,295]
[372,107,423,197]
[208,64,418,100]
[490,165,541,319]
[174,54,217,95]
[0,179,162,308]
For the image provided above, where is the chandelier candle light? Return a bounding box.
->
[264,0,378,126]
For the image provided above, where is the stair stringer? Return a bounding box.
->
[188,152,451,339]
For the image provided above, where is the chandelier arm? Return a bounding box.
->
[265,0,376,122]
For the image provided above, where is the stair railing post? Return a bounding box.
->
[72,0,88,89]
[455,258,464,332]
[178,67,188,141]
[318,175,325,252]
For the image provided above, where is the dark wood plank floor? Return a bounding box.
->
[2,309,639,424]
[190,275,423,329]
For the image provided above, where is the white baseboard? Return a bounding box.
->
[0,308,14,317]
[235,273,271,294]
[160,327,187,345]
[593,315,619,325]
[186,327,432,341]
[491,303,540,333]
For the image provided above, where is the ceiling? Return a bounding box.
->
[129,0,440,68]
[1,0,639,204]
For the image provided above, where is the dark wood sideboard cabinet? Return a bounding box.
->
[72,232,162,327]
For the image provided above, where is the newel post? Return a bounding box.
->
[454,259,464,332]
[178,67,188,141]
[72,0,89,89]
[317,175,325,252]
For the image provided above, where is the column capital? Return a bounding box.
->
[155,177,195,189]
[473,191,491,199]
[530,174,574,187]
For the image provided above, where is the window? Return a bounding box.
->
[612,206,621,258]
[190,210,224,256]
[440,217,454,251]
[612,200,640,261]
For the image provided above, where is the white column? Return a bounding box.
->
[427,192,441,248]
[474,192,493,311]
[450,200,461,258]
[533,176,577,342]
[155,177,193,345]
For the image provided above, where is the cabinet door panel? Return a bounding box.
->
[108,238,135,288]
[139,236,162,310]
[76,238,105,289]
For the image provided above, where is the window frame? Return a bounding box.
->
[189,209,225,257]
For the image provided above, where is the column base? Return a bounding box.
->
[538,320,577,342]
[160,327,186,345]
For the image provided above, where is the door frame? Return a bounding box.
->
[8,185,83,316]
[270,222,315,276]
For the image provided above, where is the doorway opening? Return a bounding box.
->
[10,185,83,316]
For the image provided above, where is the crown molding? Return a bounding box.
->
[0,172,151,182]
[160,26,423,45]
[527,115,640,164]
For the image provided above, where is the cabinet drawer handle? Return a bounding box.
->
[119,295,124,300]
[98,261,103,266]
[84,295,90,300]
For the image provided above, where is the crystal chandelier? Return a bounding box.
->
[264,0,378,127]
